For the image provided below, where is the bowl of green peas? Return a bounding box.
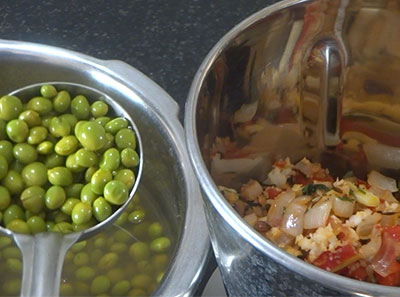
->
[0,40,211,297]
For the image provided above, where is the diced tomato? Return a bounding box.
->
[375,271,400,286]
[372,226,400,278]
[274,160,286,169]
[356,178,370,189]
[313,244,359,273]
[265,187,281,199]
[347,264,368,281]
[313,171,334,182]
[293,171,311,185]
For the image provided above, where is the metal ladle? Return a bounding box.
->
[0,82,143,297]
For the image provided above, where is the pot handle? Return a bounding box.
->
[101,60,180,120]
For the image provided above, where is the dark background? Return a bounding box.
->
[0,0,281,120]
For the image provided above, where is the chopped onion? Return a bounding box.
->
[266,190,295,227]
[381,213,399,227]
[356,213,382,239]
[332,196,355,218]
[240,180,263,202]
[243,213,258,227]
[359,226,382,261]
[233,101,258,123]
[364,143,400,170]
[281,198,307,236]
[304,198,333,229]
[294,158,314,178]
[368,186,398,203]
[367,170,398,193]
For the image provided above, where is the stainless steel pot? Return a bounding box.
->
[0,39,211,297]
[185,0,400,296]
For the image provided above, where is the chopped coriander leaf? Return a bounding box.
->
[302,184,330,195]
[337,195,354,202]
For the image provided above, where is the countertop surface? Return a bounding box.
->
[0,0,280,120]
[0,1,281,296]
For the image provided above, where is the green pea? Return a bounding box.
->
[137,260,153,275]
[19,110,41,127]
[75,282,90,295]
[46,221,55,231]
[52,222,73,233]
[85,166,98,182]
[92,196,112,222]
[94,116,111,127]
[128,209,145,224]
[0,236,12,249]
[54,135,78,156]
[150,237,171,253]
[65,183,84,198]
[44,153,65,168]
[25,210,45,220]
[90,248,103,264]
[91,275,111,295]
[6,119,29,143]
[110,280,131,296]
[26,216,46,234]
[9,160,24,173]
[0,186,11,210]
[132,222,150,240]
[80,183,98,204]
[129,242,150,261]
[120,148,139,168]
[104,180,128,205]
[114,171,135,193]
[53,211,70,223]
[45,186,66,210]
[3,279,21,295]
[0,95,23,121]
[49,116,71,137]
[105,117,128,135]
[53,90,71,113]
[27,126,48,145]
[60,283,74,296]
[59,113,77,128]
[0,119,6,140]
[6,257,22,273]
[2,170,24,195]
[99,148,120,171]
[91,101,109,118]
[72,202,92,225]
[148,222,163,239]
[6,219,30,234]
[71,240,87,252]
[40,84,57,98]
[61,198,80,216]
[21,162,47,186]
[20,186,45,213]
[65,153,85,173]
[100,132,115,153]
[114,211,128,226]
[73,251,90,266]
[115,128,136,150]
[3,246,21,259]
[76,265,96,281]
[76,121,106,151]
[73,218,96,232]
[26,96,53,115]
[128,288,146,297]
[0,140,13,164]
[107,268,125,285]
[13,143,37,164]
[98,252,119,270]
[113,229,131,243]
[0,155,8,180]
[71,95,90,120]
[110,242,128,253]
[47,166,73,186]
[75,148,98,167]
[152,253,169,272]
[156,272,165,283]
[37,141,54,155]
[91,168,112,195]
[41,114,53,128]
[93,235,106,248]
[130,274,153,290]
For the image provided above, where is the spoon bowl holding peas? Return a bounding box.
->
[0,82,143,297]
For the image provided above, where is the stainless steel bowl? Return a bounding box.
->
[185,0,400,296]
[0,39,210,297]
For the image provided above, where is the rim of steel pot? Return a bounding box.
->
[184,0,400,295]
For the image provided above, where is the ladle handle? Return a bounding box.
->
[13,232,81,297]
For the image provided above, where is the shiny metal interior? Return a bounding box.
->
[186,0,400,296]
[0,39,210,297]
